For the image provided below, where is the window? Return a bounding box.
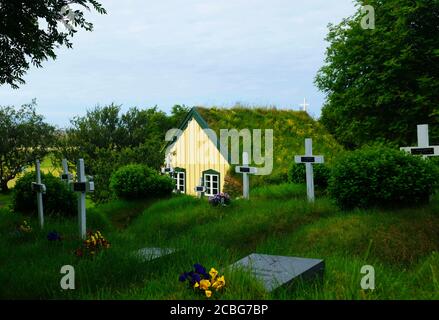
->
[204,171,220,196]
[173,169,186,193]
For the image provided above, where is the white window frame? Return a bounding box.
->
[204,173,219,196]
[174,171,185,193]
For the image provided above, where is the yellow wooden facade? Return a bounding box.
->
[167,114,230,196]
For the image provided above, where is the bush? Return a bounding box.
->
[110,164,174,200]
[12,172,77,217]
[328,146,439,209]
[288,162,331,189]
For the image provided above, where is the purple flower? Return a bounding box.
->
[47,231,61,241]
[194,263,206,275]
[179,273,188,282]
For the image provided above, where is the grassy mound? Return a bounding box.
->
[196,106,344,185]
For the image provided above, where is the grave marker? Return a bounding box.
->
[32,159,46,229]
[235,152,258,200]
[400,124,439,158]
[194,177,206,198]
[61,159,72,184]
[161,154,174,175]
[230,253,324,292]
[136,247,177,262]
[74,159,94,239]
[295,138,324,203]
[299,98,309,112]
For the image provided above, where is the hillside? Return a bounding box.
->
[196,106,343,184]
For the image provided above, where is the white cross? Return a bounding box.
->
[32,159,46,229]
[194,177,206,198]
[161,153,174,174]
[299,98,309,112]
[235,152,258,200]
[73,159,94,239]
[294,138,324,203]
[61,159,72,184]
[400,124,439,158]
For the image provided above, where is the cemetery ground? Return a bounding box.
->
[0,183,438,300]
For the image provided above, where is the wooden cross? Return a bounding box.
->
[300,98,309,112]
[400,124,439,158]
[73,159,94,239]
[32,159,46,229]
[294,138,324,203]
[235,152,258,200]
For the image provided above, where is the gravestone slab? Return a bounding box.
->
[136,247,176,262]
[230,254,324,292]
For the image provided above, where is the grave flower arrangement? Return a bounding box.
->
[208,193,231,207]
[75,230,110,258]
[179,263,226,298]
[17,220,32,234]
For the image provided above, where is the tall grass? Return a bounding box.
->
[0,184,437,299]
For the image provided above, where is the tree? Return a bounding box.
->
[57,104,184,202]
[316,0,439,149]
[0,100,56,192]
[0,0,106,89]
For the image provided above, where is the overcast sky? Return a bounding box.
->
[0,0,357,127]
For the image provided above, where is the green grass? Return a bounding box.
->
[0,184,438,300]
[196,106,344,185]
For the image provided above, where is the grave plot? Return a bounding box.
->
[136,247,177,262]
[229,253,325,292]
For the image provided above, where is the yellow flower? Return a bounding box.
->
[199,279,211,291]
[194,282,199,288]
[205,290,212,298]
[209,268,218,281]
[212,276,225,291]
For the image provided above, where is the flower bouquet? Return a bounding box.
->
[179,263,226,298]
[18,220,32,234]
[208,193,231,207]
[75,230,110,258]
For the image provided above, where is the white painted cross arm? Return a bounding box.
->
[400,124,439,157]
[161,167,174,174]
[31,182,47,193]
[194,186,206,193]
[400,146,439,156]
[294,155,324,164]
[235,166,258,174]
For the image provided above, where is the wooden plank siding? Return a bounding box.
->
[168,117,230,196]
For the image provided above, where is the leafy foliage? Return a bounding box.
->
[12,171,77,217]
[0,0,106,88]
[56,104,189,202]
[0,100,56,192]
[328,146,439,209]
[316,0,439,149]
[110,164,174,200]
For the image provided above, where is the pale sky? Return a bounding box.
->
[0,0,357,127]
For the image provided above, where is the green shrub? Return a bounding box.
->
[110,164,174,200]
[12,172,77,216]
[288,162,331,189]
[329,146,439,209]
